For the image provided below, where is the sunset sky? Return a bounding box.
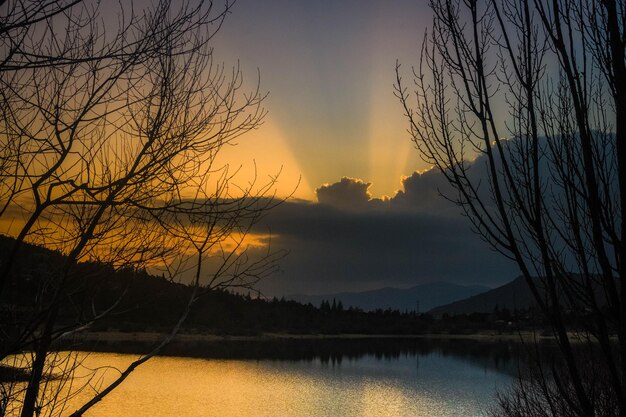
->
[212,0,433,200]
[0,0,518,296]
[202,0,519,296]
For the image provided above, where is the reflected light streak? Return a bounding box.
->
[2,351,510,417]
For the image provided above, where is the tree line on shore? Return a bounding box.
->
[1,235,551,338]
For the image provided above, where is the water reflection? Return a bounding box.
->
[75,349,512,417]
[65,336,523,377]
[6,338,522,417]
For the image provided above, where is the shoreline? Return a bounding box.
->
[68,330,554,344]
[51,330,546,362]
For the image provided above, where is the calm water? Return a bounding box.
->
[5,339,517,416]
[77,346,511,416]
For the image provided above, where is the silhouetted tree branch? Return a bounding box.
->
[0,1,283,416]
[397,0,626,415]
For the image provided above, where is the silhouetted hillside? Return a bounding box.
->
[0,235,541,337]
[428,276,536,316]
[288,282,490,312]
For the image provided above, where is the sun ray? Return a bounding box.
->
[214,118,315,201]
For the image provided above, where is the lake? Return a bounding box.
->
[5,337,518,416]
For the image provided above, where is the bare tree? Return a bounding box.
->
[396,0,626,415]
[0,1,282,416]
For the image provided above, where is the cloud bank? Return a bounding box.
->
[316,177,372,209]
[252,165,518,296]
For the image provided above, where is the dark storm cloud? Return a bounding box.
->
[315,177,372,209]
[390,169,454,210]
[253,169,518,296]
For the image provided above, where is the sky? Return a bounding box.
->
[211,0,433,200]
[201,0,520,296]
[0,0,517,296]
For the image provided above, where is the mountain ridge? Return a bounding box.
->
[428,276,535,316]
[287,281,491,312]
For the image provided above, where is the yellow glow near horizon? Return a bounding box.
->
[214,119,316,201]
[208,1,435,202]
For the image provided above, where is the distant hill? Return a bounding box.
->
[287,282,490,313]
[1,235,509,336]
[429,276,535,316]
[1,235,551,337]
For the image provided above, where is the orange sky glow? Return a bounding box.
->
[210,0,433,201]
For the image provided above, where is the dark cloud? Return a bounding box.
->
[253,167,518,296]
[176,161,519,296]
[390,169,456,210]
[315,177,372,209]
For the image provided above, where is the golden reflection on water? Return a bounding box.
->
[4,352,507,417]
